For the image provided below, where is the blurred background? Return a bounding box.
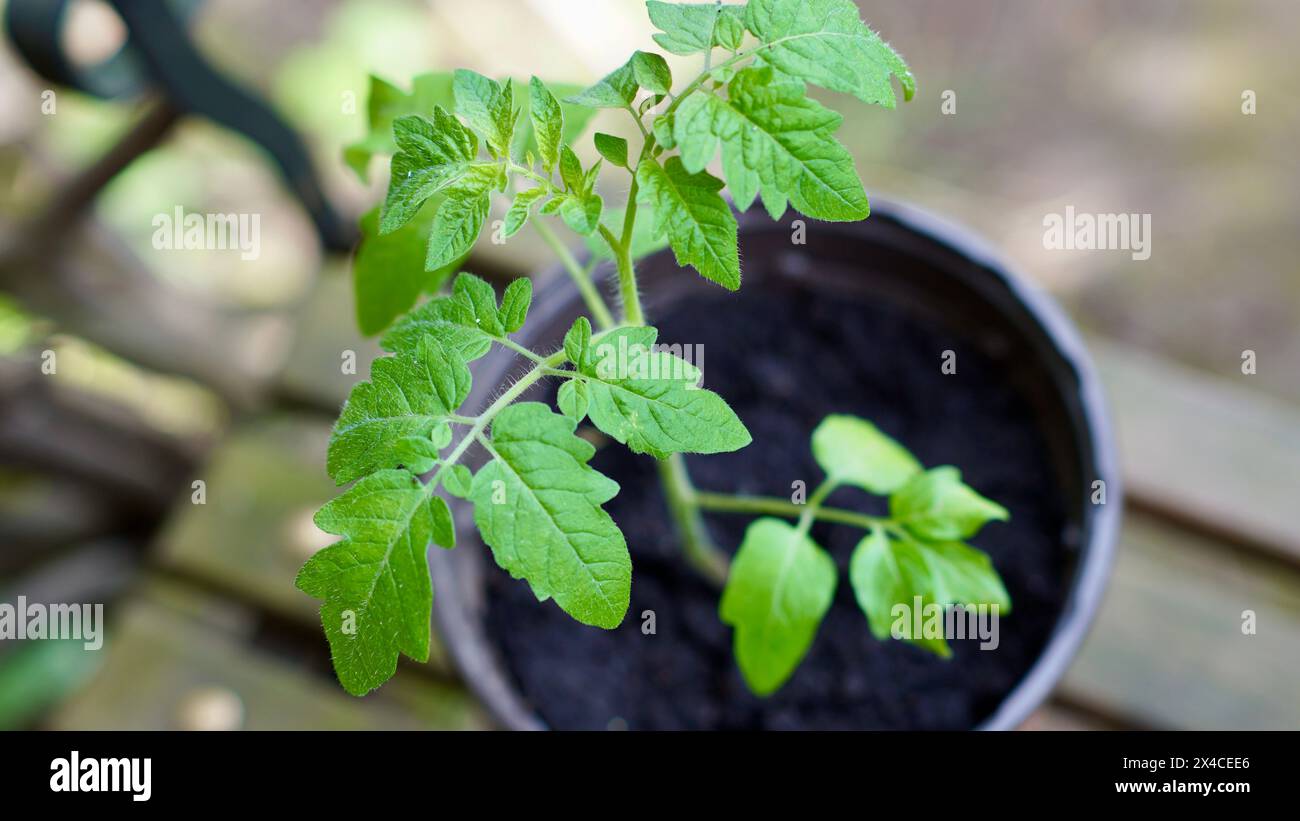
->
[0,0,1296,730]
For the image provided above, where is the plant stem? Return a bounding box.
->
[657,454,730,586]
[533,218,615,330]
[494,335,547,364]
[429,365,548,492]
[599,224,644,326]
[694,491,890,533]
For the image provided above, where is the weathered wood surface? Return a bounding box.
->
[47,579,487,731]
[1058,511,1300,730]
[1089,338,1300,566]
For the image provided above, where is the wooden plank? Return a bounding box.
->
[1090,337,1300,564]
[46,578,488,731]
[1058,511,1300,730]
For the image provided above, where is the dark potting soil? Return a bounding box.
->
[481,280,1068,730]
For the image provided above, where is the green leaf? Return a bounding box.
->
[512,81,595,162]
[674,66,869,221]
[564,316,592,367]
[560,192,604,236]
[745,0,915,107]
[575,325,751,458]
[528,77,564,172]
[631,51,673,95]
[344,73,457,181]
[353,206,460,336]
[811,414,921,494]
[646,2,746,55]
[849,527,1010,658]
[558,145,586,192]
[452,273,507,337]
[566,54,640,109]
[453,70,517,157]
[382,296,492,361]
[503,186,548,238]
[891,467,1011,541]
[635,157,740,290]
[719,518,837,695]
[470,402,631,628]
[392,434,443,474]
[441,464,474,499]
[424,164,500,270]
[593,132,630,169]
[499,278,533,333]
[297,469,447,695]
[327,335,472,485]
[380,109,491,234]
[557,379,590,422]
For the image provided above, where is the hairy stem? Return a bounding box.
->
[599,224,644,327]
[657,454,730,586]
[533,218,615,330]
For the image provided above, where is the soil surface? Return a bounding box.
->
[482,280,1067,729]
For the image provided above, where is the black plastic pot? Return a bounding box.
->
[430,199,1120,730]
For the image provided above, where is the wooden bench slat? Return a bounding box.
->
[1059,511,1300,730]
[1090,338,1300,564]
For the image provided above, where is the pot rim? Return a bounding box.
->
[430,198,1122,731]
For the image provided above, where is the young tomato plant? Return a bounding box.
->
[302,0,1012,699]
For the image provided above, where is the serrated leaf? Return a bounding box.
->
[296,469,445,695]
[381,295,492,361]
[560,192,604,236]
[849,527,1010,658]
[499,278,533,332]
[576,325,751,458]
[745,0,915,107]
[353,205,460,336]
[674,66,869,221]
[811,414,921,494]
[441,463,474,499]
[564,316,592,367]
[632,51,673,95]
[452,273,506,337]
[557,379,590,421]
[345,73,457,181]
[393,434,443,474]
[635,157,740,290]
[652,114,676,149]
[381,109,493,234]
[470,402,631,628]
[453,70,517,158]
[719,518,837,695]
[594,132,629,169]
[891,467,1010,541]
[559,145,585,192]
[424,165,499,270]
[503,186,548,238]
[647,2,746,55]
[528,77,564,172]
[327,335,472,485]
[566,54,640,109]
